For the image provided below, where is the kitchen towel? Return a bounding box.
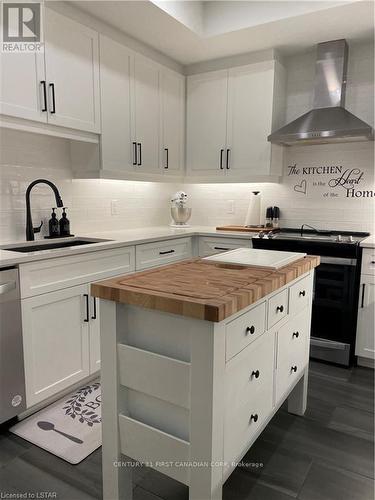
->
[10,381,101,464]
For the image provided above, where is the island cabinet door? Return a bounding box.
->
[22,284,90,407]
[224,332,274,466]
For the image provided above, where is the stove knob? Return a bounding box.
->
[348,235,354,243]
[268,232,275,239]
[258,231,265,239]
[336,234,342,242]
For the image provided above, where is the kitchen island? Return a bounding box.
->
[92,254,320,500]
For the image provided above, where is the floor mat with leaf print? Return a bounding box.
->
[10,381,102,464]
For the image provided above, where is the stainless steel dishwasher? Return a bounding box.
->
[0,268,26,423]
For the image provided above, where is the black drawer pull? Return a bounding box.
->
[299,290,306,297]
[292,331,299,338]
[246,325,255,335]
[91,297,97,320]
[219,149,224,170]
[276,305,284,313]
[251,370,260,379]
[291,365,297,373]
[83,294,89,322]
[214,246,230,251]
[132,142,137,165]
[41,81,47,112]
[159,249,175,255]
[49,83,56,114]
[250,414,258,423]
[164,148,169,169]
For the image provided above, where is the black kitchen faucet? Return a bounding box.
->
[25,179,64,241]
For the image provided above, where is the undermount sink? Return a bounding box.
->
[2,238,111,253]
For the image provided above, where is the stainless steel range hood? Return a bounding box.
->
[268,39,374,146]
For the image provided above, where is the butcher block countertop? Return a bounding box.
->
[91,255,320,322]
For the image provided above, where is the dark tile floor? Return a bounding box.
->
[0,361,373,500]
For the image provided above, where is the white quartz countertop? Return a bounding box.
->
[0,226,255,268]
[360,235,375,249]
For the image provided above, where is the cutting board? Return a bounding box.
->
[216,225,279,233]
[203,248,306,270]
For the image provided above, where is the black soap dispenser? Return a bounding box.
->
[48,208,60,238]
[59,208,71,237]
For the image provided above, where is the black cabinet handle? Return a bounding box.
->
[49,83,56,114]
[361,283,365,308]
[299,290,306,297]
[291,365,297,373]
[292,331,299,338]
[226,148,231,169]
[91,297,97,320]
[132,142,137,165]
[220,149,224,169]
[276,305,284,313]
[41,81,47,112]
[250,414,258,423]
[164,148,169,169]
[159,249,175,255]
[83,294,89,322]
[251,370,260,379]
[214,246,230,251]
[246,325,255,335]
[137,143,142,166]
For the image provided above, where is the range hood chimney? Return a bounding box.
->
[268,39,374,146]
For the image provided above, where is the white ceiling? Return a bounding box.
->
[70,0,374,65]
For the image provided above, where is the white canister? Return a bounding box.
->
[244,191,261,226]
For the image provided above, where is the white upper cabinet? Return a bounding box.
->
[132,55,160,172]
[226,61,276,176]
[186,70,228,175]
[0,8,100,135]
[0,52,47,123]
[160,69,185,173]
[44,8,100,133]
[186,60,285,180]
[100,35,132,172]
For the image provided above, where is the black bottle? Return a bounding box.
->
[59,207,70,236]
[48,208,60,238]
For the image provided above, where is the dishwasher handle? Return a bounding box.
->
[0,281,16,295]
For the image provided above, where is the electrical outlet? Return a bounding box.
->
[111,199,119,215]
[226,200,235,214]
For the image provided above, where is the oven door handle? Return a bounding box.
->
[310,337,348,350]
[319,256,356,266]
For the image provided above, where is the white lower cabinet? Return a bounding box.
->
[355,274,375,361]
[198,236,251,257]
[22,284,92,407]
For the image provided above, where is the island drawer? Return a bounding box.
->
[267,288,288,329]
[225,301,266,361]
[136,237,192,270]
[276,336,309,403]
[289,273,312,316]
[19,246,136,298]
[224,374,273,465]
[277,308,310,366]
[225,332,274,415]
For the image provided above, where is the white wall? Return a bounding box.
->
[0,42,373,243]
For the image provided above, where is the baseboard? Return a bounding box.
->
[357,356,375,369]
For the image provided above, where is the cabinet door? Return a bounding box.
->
[355,276,375,360]
[133,55,160,171]
[89,296,101,373]
[186,70,228,175]
[226,61,275,176]
[100,35,132,171]
[161,69,184,173]
[0,51,46,122]
[44,8,100,132]
[22,284,90,407]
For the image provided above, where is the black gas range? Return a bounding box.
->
[252,227,370,366]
